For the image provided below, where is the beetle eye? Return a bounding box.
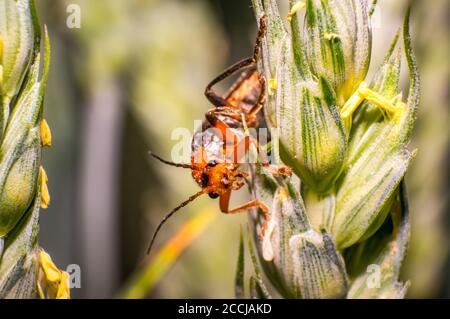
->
[208,192,219,199]
[207,160,218,167]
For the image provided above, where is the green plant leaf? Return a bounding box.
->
[247,226,271,299]
[399,2,420,143]
[249,276,269,299]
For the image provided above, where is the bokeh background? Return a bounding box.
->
[33,0,450,298]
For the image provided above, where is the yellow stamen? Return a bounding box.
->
[40,166,51,209]
[359,85,398,113]
[341,82,367,128]
[39,250,61,283]
[287,1,305,22]
[340,82,406,130]
[38,250,71,299]
[268,78,277,96]
[40,119,52,146]
[56,271,71,299]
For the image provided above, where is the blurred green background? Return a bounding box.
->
[34,0,450,298]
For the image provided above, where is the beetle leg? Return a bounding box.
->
[246,73,266,119]
[219,190,232,213]
[204,15,266,107]
[220,191,271,240]
[205,58,255,107]
[245,15,267,120]
[252,15,267,61]
[240,133,292,177]
[216,164,275,239]
[208,106,243,121]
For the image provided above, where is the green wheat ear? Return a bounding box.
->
[236,0,419,299]
[0,0,69,299]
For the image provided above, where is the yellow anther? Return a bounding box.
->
[40,166,51,209]
[39,250,61,283]
[40,119,52,146]
[341,82,367,120]
[56,271,71,299]
[359,86,403,114]
[38,249,71,299]
[287,1,305,22]
[325,32,340,41]
[268,78,277,96]
[341,82,406,130]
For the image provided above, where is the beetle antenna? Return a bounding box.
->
[147,188,208,255]
[149,151,193,169]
